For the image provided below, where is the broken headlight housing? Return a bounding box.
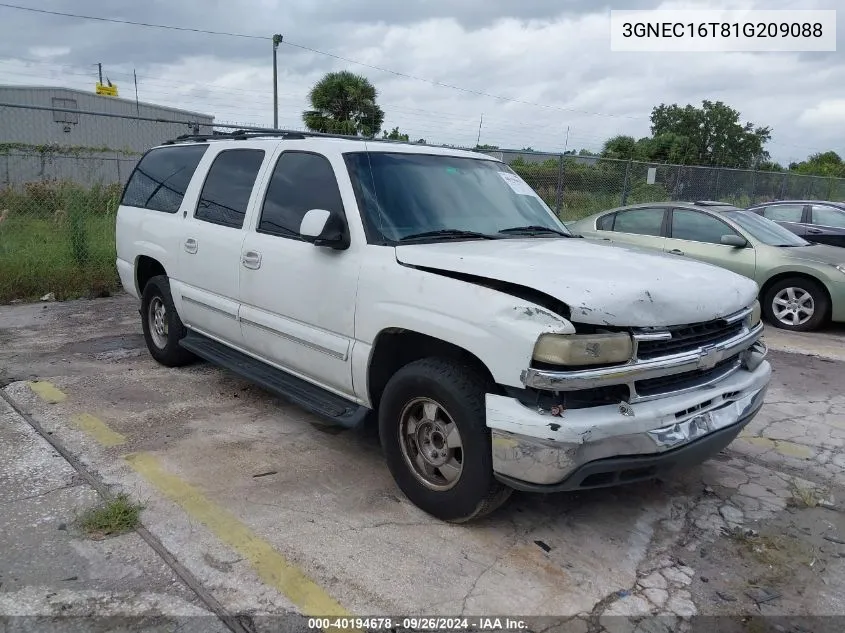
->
[532,332,633,366]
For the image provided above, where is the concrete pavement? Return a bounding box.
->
[2,293,845,632]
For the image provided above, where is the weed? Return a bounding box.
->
[79,493,143,539]
[787,478,828,509]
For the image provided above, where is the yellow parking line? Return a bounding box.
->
[71,413,126,447]
[27,381,67,403]
[124,452,354,630]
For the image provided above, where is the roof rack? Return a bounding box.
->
[161,126,433,147]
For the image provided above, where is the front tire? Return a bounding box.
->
[378,358,512,522]
[762,277,829,332]
[140,275,195,367]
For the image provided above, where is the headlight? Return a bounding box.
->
[835,264,845,275]
[750,300,761,328]
[533,332,633,366]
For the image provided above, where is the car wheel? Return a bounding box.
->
[140,275,196,367]
[378,358,512,522]
[762,277,829,332]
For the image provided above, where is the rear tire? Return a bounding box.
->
[762,277,829,332]
[378,357,512,522]
[140,275,195,367]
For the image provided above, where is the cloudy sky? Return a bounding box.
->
[0,0,842,164]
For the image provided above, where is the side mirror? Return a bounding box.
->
[299,209,349,250]
[720,234,748,248]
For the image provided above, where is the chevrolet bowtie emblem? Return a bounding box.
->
[697,346,719,370]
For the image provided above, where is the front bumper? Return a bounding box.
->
[488,357,771,490]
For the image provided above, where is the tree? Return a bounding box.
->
[789,151,845,178]
[601,135,639,160]
[649,100,771,168]
[415,138,427,145]
[302,71,384,137]
[383,127,409,141]
[475,143,499,150]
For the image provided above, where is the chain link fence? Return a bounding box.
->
[3,103,845,303]
[481,149,845,221]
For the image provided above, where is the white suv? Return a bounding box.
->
[115,132,771,522]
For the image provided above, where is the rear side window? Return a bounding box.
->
[258,151,345,238]
[762,204,804,223]
[612,207,664,236]
[121,144,208,213]
[195,149,265,229]
[596,213,614,230]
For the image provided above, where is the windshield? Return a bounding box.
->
[343,151,570,242]
[724,210,809,247]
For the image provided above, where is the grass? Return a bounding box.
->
[0,181,122,303]
[79,493,143,539]
[787,478,829,509]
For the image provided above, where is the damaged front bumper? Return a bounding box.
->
[487,352,771,491]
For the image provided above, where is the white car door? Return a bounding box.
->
[238,148,362,397]
[174,147,268,344]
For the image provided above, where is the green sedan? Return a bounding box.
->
[568,201,845,332]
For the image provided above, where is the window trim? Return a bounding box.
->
[668,207,748,247]
[119,144,209,214]
[608,206,669,238]
[254,149,350,242]
[810,204,845,229]
[193,147,267,230]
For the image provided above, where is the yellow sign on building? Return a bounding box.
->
[95,82,118,97]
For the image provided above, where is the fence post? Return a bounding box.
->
[779,172,788,199]
[554,154,565,215]
[828,177,835,200]
[749,169,757,205]
[620,159,632,206]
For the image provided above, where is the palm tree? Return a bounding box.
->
[303,71,385,137]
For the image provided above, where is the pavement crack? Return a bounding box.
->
[0,480,84,506]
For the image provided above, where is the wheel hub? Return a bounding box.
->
[148,297,169,348]
[398,397,464,491]
[416,422,450,467]
[773,287,814,326]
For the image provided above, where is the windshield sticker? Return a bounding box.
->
[498,171,537,197]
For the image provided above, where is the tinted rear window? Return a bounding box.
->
[121,144,208,213]
[195,149,265,229]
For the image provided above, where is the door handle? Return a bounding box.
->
[668,248,685,255]
[241,250,262,269]
[184,238,198,254]
[808,228,823,234]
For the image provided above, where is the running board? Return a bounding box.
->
[179,332,369,429]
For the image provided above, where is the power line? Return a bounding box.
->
[0,2,266,39]
[0,2,640,120]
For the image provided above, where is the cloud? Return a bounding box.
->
[0,0,842,163]
[798,100,845,130]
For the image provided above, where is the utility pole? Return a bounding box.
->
[272,34,283,128]
[476,114,483,147]
[97,63,103,84]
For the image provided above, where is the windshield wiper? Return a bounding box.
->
[498,225,571,237]
[399,229,499,242]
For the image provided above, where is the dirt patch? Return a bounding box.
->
[689,503,845,616]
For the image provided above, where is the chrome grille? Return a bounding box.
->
[636,319,745,360]
[635,358,741,398]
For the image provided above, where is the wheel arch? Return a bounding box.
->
[135,255,167,296]
[366,328,500,411]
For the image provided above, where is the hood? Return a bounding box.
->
[777,243,845,266]
[395,238,758,327]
